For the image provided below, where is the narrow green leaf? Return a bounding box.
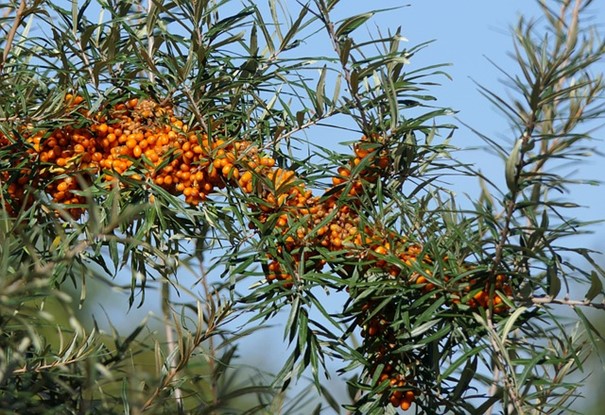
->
[249,24,258,56]
[332,73,342,108]
[296,110,305,127]
[320,384,341,413]
[268,0,283,43]
[316,66,327,117]
[279,6,308,52]
[547,262,561,298]
[505,138,523,193]
[350,69,359,94]
[440,346,484,381]
[475,394,502,414]
[339,37,352,65]
[121,379,131,414]
[335,12,374,39]
[450,356,477,401]
[584,271,603,301]
[500,306,527,342]
[298,308,309,350]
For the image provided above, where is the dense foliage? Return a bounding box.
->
[1,0,604,414]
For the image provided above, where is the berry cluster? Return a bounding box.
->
[354,268,513,410]
[0,96,514,412]
[252,134,396,288]
[1,96,283,216]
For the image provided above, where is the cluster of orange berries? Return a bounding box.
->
[355,271,513,410]
[458,273,513,312]
[252,134,397,288]
[379,365,418,411]
[238,133,430,411]
[354,300,419,410]
[0,96,284,217]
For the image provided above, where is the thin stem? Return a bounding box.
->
[530,296,605,310]
[199,251,219,413]
[162,279,184,414]
[317,0,369,130]
[485,365,501,415]
[483,321,526,415]
[147,0,156,83]
[142,276,212,412]
[1,0,27,74]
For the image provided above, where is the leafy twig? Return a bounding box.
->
[316,0,370,129]
[0,0,26,74]
[530,296,605,310]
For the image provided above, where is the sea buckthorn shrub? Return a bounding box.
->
[1,1,604,415]
[1,96,518,413]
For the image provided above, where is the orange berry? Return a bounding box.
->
[374,246,387,256]
[376,156,389,169]
[57,181,69,192]
[367,324,378,337]
[221,164,233,177]
[337,166,351,177]
[145,149,159,163]
[97,123,108,134]
[240,170,252,184]
[133,145,142,158]
[354,145,369,158]
[332,176,344,186]
[127,98,138,108]
[260,157,275,167]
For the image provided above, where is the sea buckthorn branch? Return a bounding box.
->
[529,296,605,310]
[240,130,517,411]
[0,95,515,413]
[0,0,27,74]
[316,0,370,129]
[478,2,605,412]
